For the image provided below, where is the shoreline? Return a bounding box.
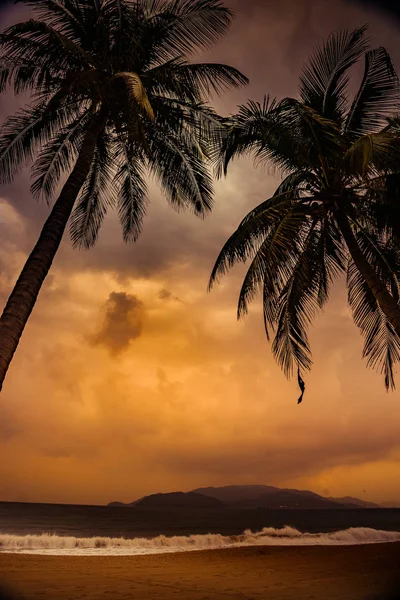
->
[1,536,400,557]
[2,523,400,556]
[1,542,400,599]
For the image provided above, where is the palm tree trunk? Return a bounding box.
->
[0,114,104,391]
[335,209,400,337]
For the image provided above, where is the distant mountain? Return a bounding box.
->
[327,496,381,509]
[133,492,225,509]
[193,485,381,510]
[193,485,279,505]
[233,491,360,509]
[108,484,383,510]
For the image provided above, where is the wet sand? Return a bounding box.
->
[1,543,400,600]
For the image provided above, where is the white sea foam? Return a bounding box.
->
[1,526,400,556]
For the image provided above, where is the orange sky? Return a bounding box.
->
[1,0,400,506]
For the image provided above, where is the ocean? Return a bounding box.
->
[1,503,400,556]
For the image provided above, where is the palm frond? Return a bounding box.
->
[151,96,225,147]
[216,97,341,180]
[342,132,400,178]
[345,46,399,138]
[348,255,400,390]
[272,222,321,376]
[143,0,234,59]
[115,152,148,243]
[69,133,116,249]
[0,19,93,71]
[0,100,79,184]
[208,193,301,289]
[273,170,319,196]
[362,172,400,241]
[214,97,294,177]
[114,71,155,120]
[271,217,345,376]
[273,99,341,179]
[31,110,91,201]
[299,26,369,122]
[148,127,214,216]
[16,0,87,43]
[353,225,400,300]
[102,0,127,57]
[0,57,53,96]
[120,0,235,72]
[236,206,310,323]
[144,60,248,102]
[315,218,346,305]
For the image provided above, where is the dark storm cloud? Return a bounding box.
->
[162,414,400,484]
[158,289,183,303]
[158,289,173,301]
[90,292,144,355]
[6,0,397,286]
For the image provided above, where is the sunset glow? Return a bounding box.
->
[1,0,400,507]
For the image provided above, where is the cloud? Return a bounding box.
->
[158,288,182,303]
[90,292,144,355]
[158,289,173,301]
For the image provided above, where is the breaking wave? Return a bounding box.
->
[1,526,400,556]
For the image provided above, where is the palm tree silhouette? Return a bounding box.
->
[210,27,400,395]
[0,0,248,390]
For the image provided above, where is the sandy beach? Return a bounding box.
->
[0,543,400,600]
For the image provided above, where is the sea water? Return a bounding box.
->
[1,502,400,556]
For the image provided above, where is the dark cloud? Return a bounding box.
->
[6,0,398,287]
[191,437,397,483]
[90,292,144,355]
[158,289,182,303]
[158,289,173,301]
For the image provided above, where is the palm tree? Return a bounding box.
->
[0,0,248,390]
[209,26,400,398]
